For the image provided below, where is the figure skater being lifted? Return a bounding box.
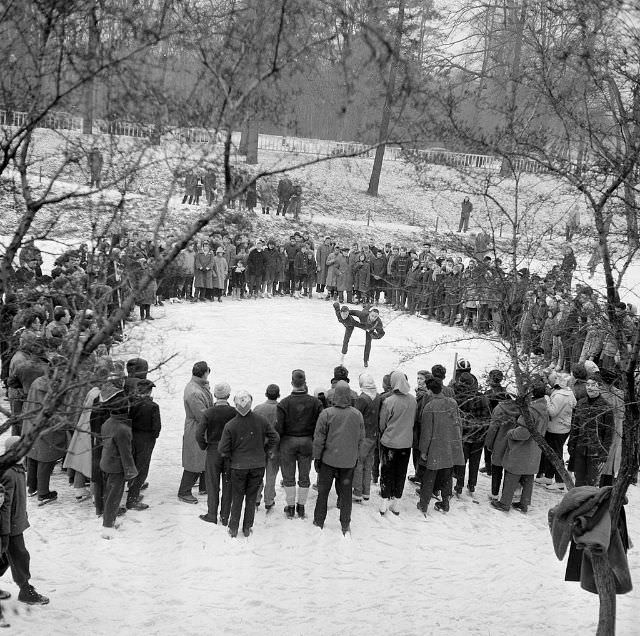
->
[333,302,385,368]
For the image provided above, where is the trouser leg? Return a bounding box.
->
[491,466,504,497]
[519,474,534,506]
[363,333,372,365]
[228,469,248,533]
[313,461,334,527]
[6,533,30,588]
[499,470,520,507]
[242,467,265,531]
[337,467,354,528]
[418,468,438,510]
[103,472,125,528]
[483,447,492,475]
[36,460,56,497]
[341,326,354,356]
[263,453,279,506]
[178,470,199,497]
[128,435,155,504]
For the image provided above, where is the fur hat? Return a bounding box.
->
[291,369,306,388]
[431,364,447,380]
[214,382,231,399]
[234,391,253,416]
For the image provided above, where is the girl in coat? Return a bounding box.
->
[230,246,248,299]
[212,248,229,302]
[134,258,157,320]
[352,253,371,304]
[324,247,340,300]
[194,242,215,301]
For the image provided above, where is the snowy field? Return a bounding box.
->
[2,297,638,636]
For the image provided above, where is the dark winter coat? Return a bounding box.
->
[453,379,492,444]
[390,255,411,283]
[353,261,371,293]
[246,248,266,276]
[194,251,214,288]
[355,393,381,439]
[418,393,464,470]
[130,396,162,438]
[276,390,324,438]
[502,397,549,475]
[218,411,279,470]
[484,398,520,467]
[294,251,316,277]
[277,178,293,202]
[569,396,614,462]
[196,402,237,450]
[263,247,280,279]
[0,465,29,536]
[370,255,387,283]
[23,375,67,463]
[99,414,138,479]
[313,382,365,468]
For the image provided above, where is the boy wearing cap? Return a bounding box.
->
[254,384,281,511]
[100,392,138,538]
[0,437,49,605]
[196,382,236,524]
[277,370,324,519]
[126,379,162,511]
[218,391,279,537]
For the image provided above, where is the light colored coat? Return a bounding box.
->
[316,243,332,285]
[379,371,417,449]
[601,386,624,477]
[546,387,577,434]
[63,386,100,478]
[182,376,213,472]
[212,254,229,289]
[194,251,214,289]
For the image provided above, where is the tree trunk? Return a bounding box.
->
[246,120,259,164]
[82,5,100,135]
[591,552,616,636]
[367,0,405,197]
[499,0,528,178]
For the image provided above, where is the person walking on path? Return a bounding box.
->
[312,381,364,535]
[218,391,279,538]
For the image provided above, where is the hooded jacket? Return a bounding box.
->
[546,386,577,434]
[379,371,417,449]
[484,397,521,467]
[313,381,365,468]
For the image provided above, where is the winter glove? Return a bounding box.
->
[333,301,340,310]
[0,536,8,554]
[314,459,321,473]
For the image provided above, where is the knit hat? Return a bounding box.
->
[291,369,306,388]
[137,379,156,392]
[584,360,600,377]
[234,391,253,416]
[333,365,349,383]
[358,373,377,391]
[457,357,471,371]
[4,436,20,452]
[126,358,149,379]
[431,364,447,380]
[214,382,231,399]
[266,384,280,400]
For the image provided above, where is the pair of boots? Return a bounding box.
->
[379,497,402,516]
[284,486,308,519]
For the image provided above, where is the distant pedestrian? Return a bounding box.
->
[458,197,472,232]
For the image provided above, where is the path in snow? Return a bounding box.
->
[2,297,639,636]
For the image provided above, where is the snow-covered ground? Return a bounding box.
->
[2,297,638,635]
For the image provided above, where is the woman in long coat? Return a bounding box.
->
[194,242,214,301]
[212,248,229,301]
[334,249,350,302]
[178,362,213,503]
[324,246,340,299]
[315,237,333,293]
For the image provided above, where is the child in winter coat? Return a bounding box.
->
[0,436,49,606]
[99,392,138,539]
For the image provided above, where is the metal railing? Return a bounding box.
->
[1,107,551,174]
